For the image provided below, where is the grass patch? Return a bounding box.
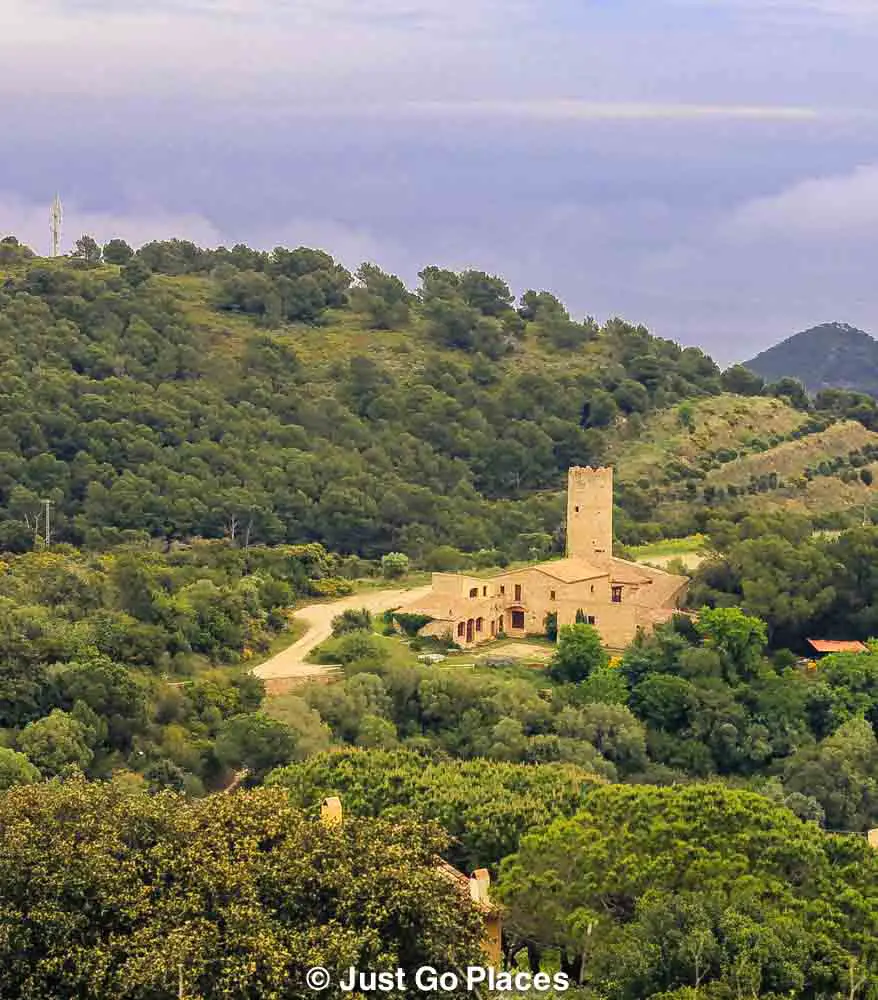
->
[707,421,878,487]
[348,572,433,592]
[630,535,706,559]
[247,619,308,669]
[612,394,811,486]
[308,631,422,669]
[469,661,555,688]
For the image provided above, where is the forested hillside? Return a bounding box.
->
[3,234,876,562]
[4,235,878,998]
[746,321,878,398]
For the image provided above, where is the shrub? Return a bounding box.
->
[381,552,410,579]
[393,613,433,637]
[308,578,354,598]
[424,546,470,572]
[331,608,373,637]
[318,633,390,667]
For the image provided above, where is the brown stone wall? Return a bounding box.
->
[419,564,675,650]
[404,466,687,652]
[566,466,614,569]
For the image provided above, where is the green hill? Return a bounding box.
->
[745,322,878,398]
[0,235,874,559]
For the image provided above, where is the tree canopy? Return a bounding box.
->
[498,783,878,997]
[0,779,486,999]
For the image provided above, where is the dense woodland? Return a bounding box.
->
[2,235,876,560]
[2,236,878,999]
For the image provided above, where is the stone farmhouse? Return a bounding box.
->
[398,466,689,650]
[321,795,502,965]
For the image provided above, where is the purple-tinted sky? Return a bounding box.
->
[2,0,878,362]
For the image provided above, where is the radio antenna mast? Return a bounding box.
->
[41,498,54,547]
[51,194,63,257]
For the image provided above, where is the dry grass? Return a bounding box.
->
[613,395,810,484]
[707,421,878,486]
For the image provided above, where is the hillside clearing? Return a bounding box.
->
[707,421,878,486]
[612,394,811,485]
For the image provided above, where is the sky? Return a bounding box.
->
[2,0,878,363]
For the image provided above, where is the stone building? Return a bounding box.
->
[398,466,688,650]
[322,796,502,966]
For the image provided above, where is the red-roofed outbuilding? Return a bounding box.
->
[806,639,868,655]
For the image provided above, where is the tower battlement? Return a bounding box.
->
[567,466,613,483]
[566,466,613,568]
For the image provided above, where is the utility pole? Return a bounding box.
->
[41,499,53,547]
[51,194,63,258]
[30,507,42,549]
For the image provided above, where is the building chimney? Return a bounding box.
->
[469,868,491,905]
[321,796,343,827]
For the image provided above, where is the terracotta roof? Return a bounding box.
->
[434,859,496,914]
[806,639,868,654]
[611,558,689,607]
[533,558,607,583]
[609,558,654,585]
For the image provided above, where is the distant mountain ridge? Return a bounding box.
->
[745,322,878,398]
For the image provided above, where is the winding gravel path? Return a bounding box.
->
[253,584,432,684]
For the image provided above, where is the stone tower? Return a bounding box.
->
[566,466,613,569]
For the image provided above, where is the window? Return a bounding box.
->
[612,586,623,604]
[490,620,496,635]
[476,617,483,632]
[457,622,466,638]
[575,505,580,513]
[500,585,505,595]
[550,590,556,601]
[482,586,487,597]
[511,611,526,630]
[469,587,478,598]
[590,585,594,594]
[514,584,522,602]
[587,615,596,626]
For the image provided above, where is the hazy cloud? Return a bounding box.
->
[723,165,878,240]
[1,0,878,360]
[675,0,878,21]
[398,100,824,122]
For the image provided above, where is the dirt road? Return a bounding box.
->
[253,584,432,685]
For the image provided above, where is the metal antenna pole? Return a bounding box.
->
[41,499,53,546]
[51,194,63,257]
